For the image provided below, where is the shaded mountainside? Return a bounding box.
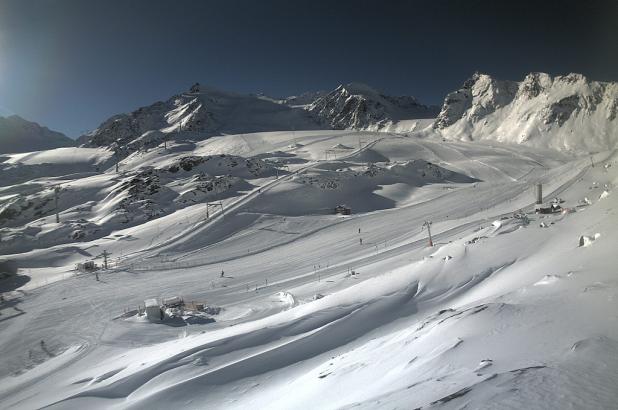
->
[434,72,618,153]
[308,83,439,130]
[0,115,74,154]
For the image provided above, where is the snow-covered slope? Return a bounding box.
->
[0,115,73,154]
[434,72,618,153]
[0,151,275,255]
[308,83,439,131]
[1,123,617,409]
[0,147,113,187]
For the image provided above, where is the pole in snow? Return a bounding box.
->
[535,183,543,205]
[54,187,60,223]
[103,250,109,269]
[206,202,224,220]
[422,221,433,247]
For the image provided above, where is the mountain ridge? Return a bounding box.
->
[433,72,618,152]
[78,82,436,151]
[0,115,74,154]
[307,82,439,130]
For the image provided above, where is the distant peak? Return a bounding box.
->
[4,114,24,121]
[339,82,379,95]
[556,72,588,84]
[462,71,493,89]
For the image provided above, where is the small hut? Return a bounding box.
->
[145,298,162,322]
[77,261,97,272]
[335,204,352,215]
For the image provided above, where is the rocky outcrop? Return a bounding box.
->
[308,83,439,130]
[434,72,618,152]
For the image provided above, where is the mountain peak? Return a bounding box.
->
[338,82,380,96]
[434,72,618,152]
[309,83,438,130]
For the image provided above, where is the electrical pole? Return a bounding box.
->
[206,202,223,220]
[535,183,543,205]
[102,250,109,269]
[422,221,433,247]
[54,187,60,223]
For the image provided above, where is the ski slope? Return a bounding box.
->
[0,130,617,409]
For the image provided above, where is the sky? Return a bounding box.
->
[0,0,617,138]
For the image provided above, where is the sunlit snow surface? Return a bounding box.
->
[0,130,617,409]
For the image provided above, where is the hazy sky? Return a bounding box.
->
[0,0,616,137]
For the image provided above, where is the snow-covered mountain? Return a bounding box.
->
[79,83,323,151]
[0,115,73,154]
[79,83,439,152]
[308,82,439,130]
[282,90,327,107]
[434,72,618,153]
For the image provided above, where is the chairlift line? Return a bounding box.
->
[422,221,433,247]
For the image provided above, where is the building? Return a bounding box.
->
[145,298,162,322]
[76,261,97,272]
[162,296,183,308]
[335,204,352,215]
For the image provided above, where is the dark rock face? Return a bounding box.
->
[542,95,581,126]
[435,73,520,130]
[308,83,438,130]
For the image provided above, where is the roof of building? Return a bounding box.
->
[145,298,159,308]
